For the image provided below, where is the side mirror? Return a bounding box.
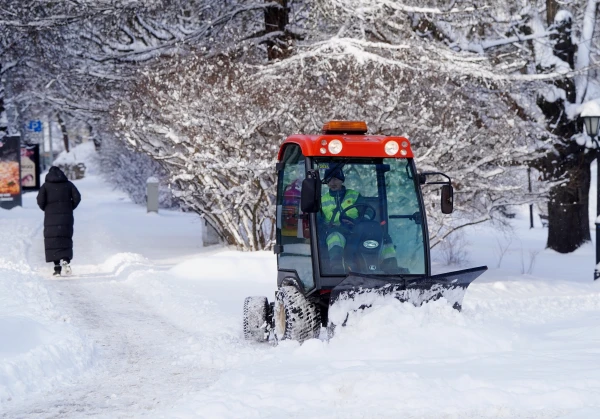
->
[301,171,321,213]
[441,184,454,214]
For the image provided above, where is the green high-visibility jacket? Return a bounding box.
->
[321,189,360,226]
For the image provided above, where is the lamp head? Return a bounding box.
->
[583,115,600,137]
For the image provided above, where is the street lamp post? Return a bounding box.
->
[582,114,600,280]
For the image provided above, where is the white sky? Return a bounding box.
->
[1,144,599,418]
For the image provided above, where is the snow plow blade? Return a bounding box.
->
[329,266,487,321]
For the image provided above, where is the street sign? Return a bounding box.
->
[27,120,43,133]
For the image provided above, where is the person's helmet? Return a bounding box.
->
[324,166,345,182]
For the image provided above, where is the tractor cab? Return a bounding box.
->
[280,154,427,282]
[243,121,487,343]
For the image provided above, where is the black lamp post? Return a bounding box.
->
[583,114,600,280]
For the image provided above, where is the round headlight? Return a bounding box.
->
[320,147,327,154]
[401,141,408,148]
[400,149,408,156]
[328,139,343,154]
[385,141,399,156]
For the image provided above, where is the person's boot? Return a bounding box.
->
[53,265,61,277]
[381,257,398,274]
[329,246,345,273]
[61,259,72,276]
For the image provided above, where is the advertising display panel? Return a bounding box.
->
[0,136,22,209]
[21,144,41,190]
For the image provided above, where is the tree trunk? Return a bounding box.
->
[547,0,559,25]
[56,112,70,152]
[534,107,592,252]
[89,123,101,150]
[547,157,592,252]
[536,6,593,253]
[264,0,290,61]
[0,63,6,139]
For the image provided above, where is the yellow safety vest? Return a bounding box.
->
[321,189,360,226]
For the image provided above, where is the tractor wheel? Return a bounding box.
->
[243,296,270,342]
[274,286,321,343]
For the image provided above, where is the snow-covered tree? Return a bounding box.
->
[3,0,582,253]
[1,0,282,207]
[115,31,551,249]
[351,0,598,252]
[0,64,6,139]
[115,57,277,250]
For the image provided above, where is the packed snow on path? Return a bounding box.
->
[1,151,600,418]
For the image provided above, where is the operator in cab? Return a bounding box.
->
[320,165,397,273]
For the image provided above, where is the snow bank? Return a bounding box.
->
[119,250,277,372]
[169,250,274,284]
[132,247,600,419]
[165,281,600,418]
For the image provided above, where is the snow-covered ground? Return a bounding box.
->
[1,149,599,418]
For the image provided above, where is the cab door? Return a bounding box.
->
[275,145,315,290]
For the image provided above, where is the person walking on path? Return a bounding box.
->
[36,166,81,276]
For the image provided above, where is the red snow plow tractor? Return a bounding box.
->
[243,121,487,343]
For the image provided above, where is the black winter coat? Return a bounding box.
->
[37,167,81,263]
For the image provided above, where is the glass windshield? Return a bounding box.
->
[315,158,426,276]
